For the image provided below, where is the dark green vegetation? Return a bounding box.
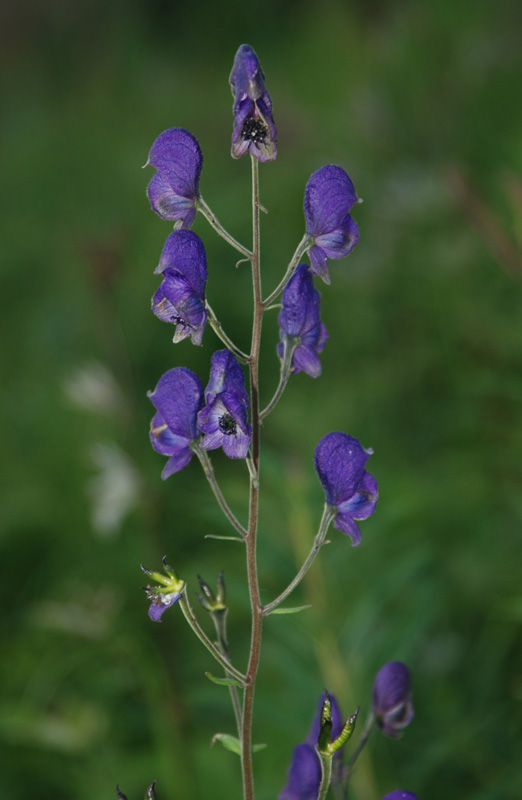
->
[1,0,521,798]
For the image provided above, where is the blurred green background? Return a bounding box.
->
[2,0,522,798]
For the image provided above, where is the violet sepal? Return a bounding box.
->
[146,128,203,229]
[230,44,277,162]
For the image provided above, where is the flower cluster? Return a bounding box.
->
[148,351,251,477]
[137,42,419,800]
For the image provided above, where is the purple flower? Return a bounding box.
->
[152,230,208,345]
[372,661,414,738]
[229,44,277,162]
[147,590,182,622]
[146,128,203,229]
[148,367,204,478]
[197,350,251,458]
[382,793,419,800]
[277,264,328,378]
[304,165,359,283]
[314,432,378,545]
[279,692,344,800]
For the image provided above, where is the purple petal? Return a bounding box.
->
[148,591,181,622]
[291,344,322,378]
[333,513,362,546]
[146,129,203,226]
[308,244,330,284]
[381,793,419,800]
[148,368,204,441]
[205,349,249,407]
[152,269,207,345]
[304,165,358,239]
[156,231,207,298]
[162,447,195,479]
[198,394,251,459]
[337,472,379,521]
[279,264,319,337]
[314,214,359,260]
[314,432,371,506]
[278,743,321,800]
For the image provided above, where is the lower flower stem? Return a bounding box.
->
[197,196,252,259]
[192,444,248,539]
[262,504,335,615]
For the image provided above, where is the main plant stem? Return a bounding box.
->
[241,155,264,800]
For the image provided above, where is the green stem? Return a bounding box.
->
[206,300,249,363]
[197,196,252,259]
[178,589,246,684]
[259,336,297,421]
[192,443,248,539]
[317,751,333,800]
[241,154,264,800]
[262,504,335,615]
[263,233,311,307]
[211,611,243,737]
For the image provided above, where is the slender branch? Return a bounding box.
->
[262,504,335,615]
[192,443,248,539]
[206,300,250,363]
[210,609,243,737]
[197,196,253,259]
[259,336,297,421]
[263,233,311,307]
[241,154,265,800]
[178,589,247,683]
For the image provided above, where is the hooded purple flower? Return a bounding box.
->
[314,432,378,545]
[304,165,359,283]
[277,264,328,377]
[278,692,344,800]
[152,230,208,345]
[148,367,204,478]
[372,662,414,738]
[229,44,277,162]
[197,350,251,458]
[146,128,203,229]
[382,793,419,800]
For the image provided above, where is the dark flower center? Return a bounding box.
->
[219,413,237,436]
[241,116,268,144]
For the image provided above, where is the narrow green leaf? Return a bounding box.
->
[212,733,242,755]
[204,534,245,542]
[211,734,267,756]
[267,604,312,615]
[205,671,243,687]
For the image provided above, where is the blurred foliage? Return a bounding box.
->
[1,0,522,798]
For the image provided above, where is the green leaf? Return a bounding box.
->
[211,734,267,756]
[205,672,243,687]
[212,733,242,755]
[204,534,245,542]
[267,604,311,615]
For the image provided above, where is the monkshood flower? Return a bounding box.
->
[198,350,251,458]
[277,263,328,377]
[304,165,359,283]
[148,367,204,478]
[278,692,345,800]
[146,128,203,229]
[141,559,184,622]
[152,230,208,345]
[372,661,414,738]
[229,44,277,162]
[314,432,378,545]
[382,793,419,800]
